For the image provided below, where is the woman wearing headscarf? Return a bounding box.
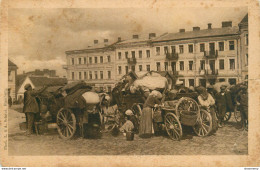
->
[139,90,162,138]
[23,84,48,135]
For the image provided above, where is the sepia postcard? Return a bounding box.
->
[0,0,260,167]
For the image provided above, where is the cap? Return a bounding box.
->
[24,84,32,90]
[125,109,134,116]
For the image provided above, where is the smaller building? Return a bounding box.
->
[8,59,18,101]
[16,76,67,101]
[23,69,57,77]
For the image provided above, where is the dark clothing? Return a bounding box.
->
[237,90,248,128]
[215,91,233,120]
[143,95,161,108]
[207,89,217,99]
[26,112,35,134]
[23,90,40,113]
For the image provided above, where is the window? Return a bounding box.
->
[108,71,111,79]
[199,79,206,87]
[164,46,168,54]
[95,71,98,79]
[219,42,224,51]
[156,62,161,71]
[219,59,225,70]
[171,46,176,53]
[89,57,92,64]
[118,52,122,59]
[156,47,160,55]
[71,58,74,65]
[118,66,122,74]
[8,71,12,81]
[146,65,150,71]
[139,65,142,71]
[228,78,237,85]
[72,72,74,80]
[171,62,176,71]
[131,65,135,72]
[125,52,128,59]
[95,57,98,63]
[188,61,193,70]
[200,44,205,52]
[219,78,225,82]
[84,71,87,80]
[200,60,205,70]
[164,62,168,71]
[107,55,111,63]
[229,41,235,50]
[100,71,103,79]
[125,66,129,74]
[100,56,103,63]
[131,51,136,58]
[79,72,82,80]
[84,57,87,64]
[245,54,248,66]
[188,44,193,53]
[189,79,195,87]
[146,50,150,58]
[245,33,248,45]
[179,45,184,54]
[180,61,184,70]
[89,71,92,79]
[139,50,142,58]
[229,59,235,70]
[78,58,81,65]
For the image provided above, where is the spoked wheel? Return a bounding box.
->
[193,109,212,137]
[131,103,143,123]
[57,108,76,140]
[234,105,242,123]
[164,112,182,141]
[224,112,232,122]
[175,97,200,117]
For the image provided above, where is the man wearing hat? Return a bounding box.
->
[215,85,233,127]
[236,84,248,130]
[23,84,48,135]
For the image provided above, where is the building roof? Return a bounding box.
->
[240,14,248,24]
[8,59,18,69]
[29,77,67,88]
[152,26,239,42]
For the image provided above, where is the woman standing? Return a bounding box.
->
[139,90,162,138]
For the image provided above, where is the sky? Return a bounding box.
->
[8,7,248,77]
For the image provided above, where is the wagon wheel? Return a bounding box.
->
[193,109,212,137]
[175,97,200,118]
[132,103,143,121]
[223,112,232,122]
[234,105,242,123]
[56,108,76,140]
[164,112,182,141]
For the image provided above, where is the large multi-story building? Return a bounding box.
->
[64,39,117,92]
[64,14,248,90]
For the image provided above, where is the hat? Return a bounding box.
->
[197,86,206,94]
[150,90,163,99]
[24,84,32,90]
[220,85,227,90]
[125,109,134,116]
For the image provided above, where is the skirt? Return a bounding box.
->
[139,107,153,137]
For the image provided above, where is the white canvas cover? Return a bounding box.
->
[134,74,168,90]
[82,91,100,104]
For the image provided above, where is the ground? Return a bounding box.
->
[8,105,248,155]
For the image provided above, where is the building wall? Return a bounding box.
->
[239,28,248,81]
[17,76,35,100]
[65,49,116,92]
[8,69,17,101]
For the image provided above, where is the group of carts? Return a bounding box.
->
[28,72,243,141]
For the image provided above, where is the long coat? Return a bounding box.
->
[215,91,234,114]
[23,90,40,113]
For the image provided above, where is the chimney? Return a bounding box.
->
[149,33,156,39]
[118,37,121,42]
[222,21,232,28]
[94,40,98,44]
[208,23,212,29]
[104,39,108,43]
[193,27,200,31]
[179,29,185,33]
[133,35,139,39]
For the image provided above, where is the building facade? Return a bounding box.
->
[64,14,248,89]
[8,59,18,101]
[64,40,117,92]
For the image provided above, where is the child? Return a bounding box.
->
[120,110,135,136]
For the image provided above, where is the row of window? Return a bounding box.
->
[71,70,111,80]
[117,59,236,74]
[71,55,111,65]
[180,78,237,87]
[118,50,150,60]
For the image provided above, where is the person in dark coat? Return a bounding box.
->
[236,85,248,130]
[23,84,47,135]
[215,85,233,127]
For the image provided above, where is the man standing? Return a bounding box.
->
[23,84,47,135]
[236,85,248,130]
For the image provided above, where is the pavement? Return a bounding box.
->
[8,105,248,155]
